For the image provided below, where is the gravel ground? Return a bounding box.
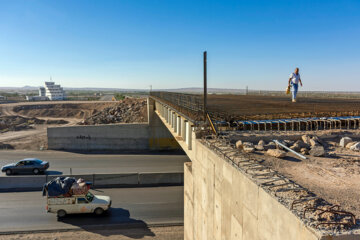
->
[233,129,360,217]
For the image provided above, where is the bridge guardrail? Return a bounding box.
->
[150,91,204,121]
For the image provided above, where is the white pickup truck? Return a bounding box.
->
[46,191,111,218]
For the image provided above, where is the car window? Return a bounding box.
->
[77,198,88,204]
[25,161,33,165]
[34,160,43,164]
[17,161,24,166]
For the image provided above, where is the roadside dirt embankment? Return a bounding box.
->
[0,116,68,133]
[12,102,119,119]
[0,99,148,151]
[79,98,147,125]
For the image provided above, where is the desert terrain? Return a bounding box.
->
[0,98,147,150]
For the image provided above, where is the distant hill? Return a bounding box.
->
[0,86,245,93]
[158,88,246,94]
[1,86,359,95]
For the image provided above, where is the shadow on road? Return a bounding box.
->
[58,208,155,238]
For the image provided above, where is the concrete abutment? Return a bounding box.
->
[151,98,360,240]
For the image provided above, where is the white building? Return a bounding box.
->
[44,81,65,100]
[39,87,46,97]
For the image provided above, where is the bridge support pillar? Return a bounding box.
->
[182,119,187,141]
[167,109,171,123]
[171,111,174,127]
[177,116,181,136]
[173,113,177,131]
[170,111,174,128]
[186,121,192,150]
[160,104,164,118]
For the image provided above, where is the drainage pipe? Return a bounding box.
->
[273,140,307,160]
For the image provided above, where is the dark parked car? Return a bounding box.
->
[1,158,49,175]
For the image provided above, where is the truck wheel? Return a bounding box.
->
[94,208,104,215]
[5,169,12,176]
[33,168,40,175]
[57,210,66,218]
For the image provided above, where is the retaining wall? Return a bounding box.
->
[184,139,360,240]
[47,100,180,151]
[47,124,151,151]
[185,142,321,240]
[0,172,183,192]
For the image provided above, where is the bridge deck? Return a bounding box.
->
[208,95,360,120]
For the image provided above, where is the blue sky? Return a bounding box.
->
[0,0,359,90]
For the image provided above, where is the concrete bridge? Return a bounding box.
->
[46,96,359,239]
[148,97,360,240]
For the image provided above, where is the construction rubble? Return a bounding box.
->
[79,98,147,125]
[236,134,360,158]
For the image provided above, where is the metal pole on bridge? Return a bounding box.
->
[203,51,207,122]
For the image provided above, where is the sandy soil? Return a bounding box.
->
[0,226,183,240]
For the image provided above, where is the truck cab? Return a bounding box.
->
[47,191,111,218]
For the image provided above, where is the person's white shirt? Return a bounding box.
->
[289,73,300,84]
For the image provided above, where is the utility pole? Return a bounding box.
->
[203,51,207,121]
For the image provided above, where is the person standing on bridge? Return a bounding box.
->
[288,67,303,102]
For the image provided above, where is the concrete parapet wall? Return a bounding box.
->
[0,175,47,191]
[93,173,139,186]
[0,172,184,192]
[138,172,183,186]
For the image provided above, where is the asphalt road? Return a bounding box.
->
[0,150,189,175]
[0,186,183,233]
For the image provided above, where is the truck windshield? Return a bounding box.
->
[85,192,94,202]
